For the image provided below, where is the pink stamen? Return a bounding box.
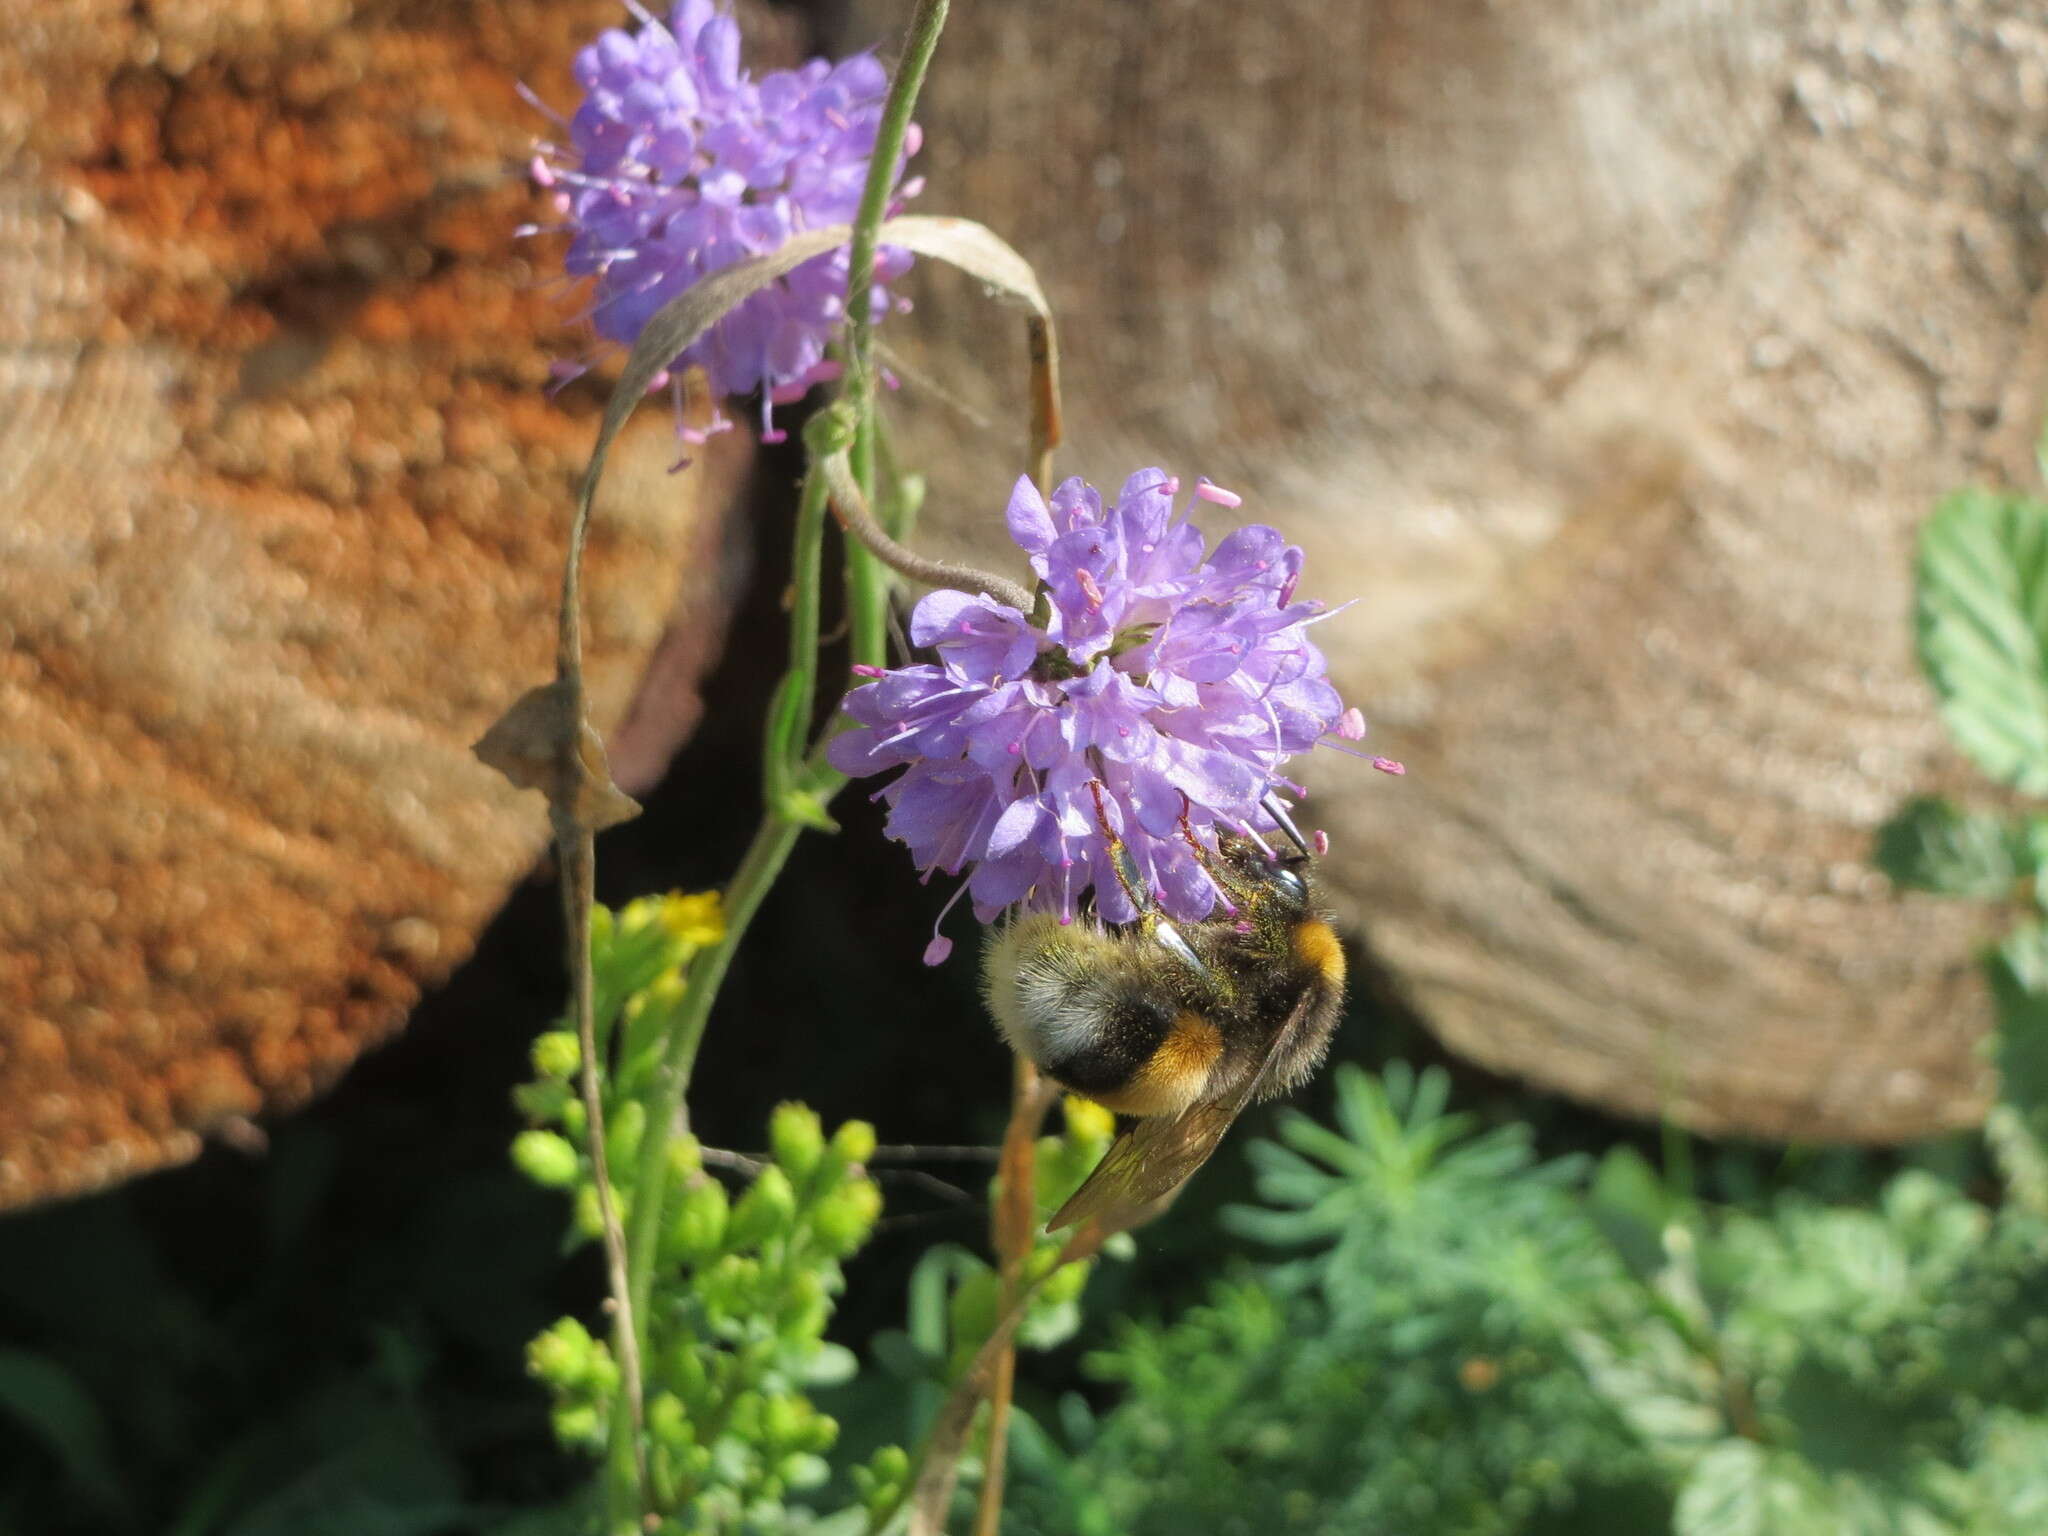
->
[1372,756,1406,776]
[1313,829,1331,856]
[530,155,556,188]
[1336,707,1367,741]
[1194,477,1242,508]
[1076,570,1106,611]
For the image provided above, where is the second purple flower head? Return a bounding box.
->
[829,470,1387,960]
[536,1,919,441]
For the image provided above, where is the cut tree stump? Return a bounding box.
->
[0,0,766,1208]
[852,0,2048,1141]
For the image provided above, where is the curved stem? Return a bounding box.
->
[822,449,1035,615]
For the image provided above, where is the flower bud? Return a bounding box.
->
[667,1133,704,1182]
[647,1391,693,1451]
[530,1030,581,1080]
[699,1255,762,1324]
[511,1129,581,1190]
[511,1080,571,1122]
[664,1177,729,1265]
[660,890,725,949]
[551,1401,604,1450]
[726,1165,798,1252]
[1036,1254,1091,1308]
[603,1098,646,1175]
[527,1317,595,1386]
[761,1392,807,1451]
[776,1270,829,1344]
[808,1177,882,1257]
[830,1118,877,1167]
[573,1183,619,1241]
[770,1102,825,1181]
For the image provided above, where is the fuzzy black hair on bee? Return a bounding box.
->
[982,814,1346,1234]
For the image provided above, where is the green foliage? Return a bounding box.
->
[1008,1066,1667,1535]
[512,896,898,1535]
[1915,488,2048,795]
[852,1097,1130,1524]
[1873,796,2029,901]
[1005,1064,2048,1534]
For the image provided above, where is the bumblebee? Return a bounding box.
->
[983,802,1345,1233]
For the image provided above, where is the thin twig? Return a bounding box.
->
[892,1214,1110,1536]
[543,200,649,1511]
[559,826,649,1513]
[821,448,1035,615]
[974,1066,1059,1536]
[870,1144,1003,1163]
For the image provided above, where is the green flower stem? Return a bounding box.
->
[609,0,953,1495]
[765,461,833,802]
[625,811,797,1329]
[847,417,888,670]
[844,0,948,399]
[843,0,945,668]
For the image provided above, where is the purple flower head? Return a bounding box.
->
[533,2,918,441]
[829,470,1376,956]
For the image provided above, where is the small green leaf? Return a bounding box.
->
[1588,1147,1684,1282]
[1874,795,2021,899]
[1989,923,2048,1125]
[1675,1440,1768,1536]
[1916,489,2048,792]
[0,1350,129,1525]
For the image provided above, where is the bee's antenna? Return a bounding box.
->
[1261,794,1314,858]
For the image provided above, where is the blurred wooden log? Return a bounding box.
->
[854,0,2048,1140]
[0,0,758,1208]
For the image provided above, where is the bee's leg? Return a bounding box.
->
[1086,779,1152,917]
[1087,782,1211,975]
[1172,795,1246,912]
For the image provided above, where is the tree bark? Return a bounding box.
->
[850,0,2048,1140]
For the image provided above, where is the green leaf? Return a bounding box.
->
[1874,795,2022,899]
[0,1350,130,1527]
[1989,923,2048,1125]
[1588,1147,1685,1282]
[1675,1440,1770,1536]
[1916,488,2048,793]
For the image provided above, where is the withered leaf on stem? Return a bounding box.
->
[473,681,642,835]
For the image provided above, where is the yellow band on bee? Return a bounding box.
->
[1092,1011,1223,1117]
[1292,919,1346,984]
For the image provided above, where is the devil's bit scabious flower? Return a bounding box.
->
[829,471,1370,955]
[534,0,918,441]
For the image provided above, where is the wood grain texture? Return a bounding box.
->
[854,0,2048,1140]
[0,0,756,1208]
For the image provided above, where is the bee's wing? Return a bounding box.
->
[1048,993,1316,1235]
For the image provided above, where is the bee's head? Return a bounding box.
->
[1214,837,1314,913]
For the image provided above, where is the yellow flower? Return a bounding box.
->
[659,890,725,949]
